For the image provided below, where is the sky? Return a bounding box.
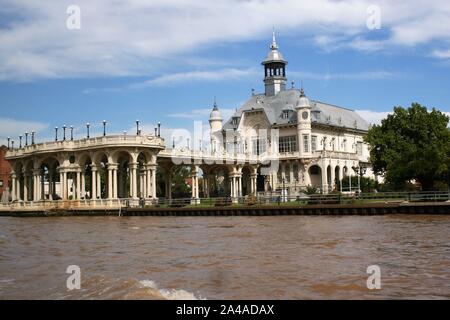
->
[1,0,450,146]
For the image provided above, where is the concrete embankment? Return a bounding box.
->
[1,202,449,217]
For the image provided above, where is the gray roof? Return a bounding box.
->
[262,47,287,64]
[222,89,369,131]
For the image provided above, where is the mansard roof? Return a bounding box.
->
[222,89,369,132]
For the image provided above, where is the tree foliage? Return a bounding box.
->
[365,103,450,191]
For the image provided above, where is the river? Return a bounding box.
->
[0,215,449,299]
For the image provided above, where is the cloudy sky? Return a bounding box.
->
[1,0,450,145]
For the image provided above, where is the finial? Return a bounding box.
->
[251,88,255,96]
[291,81,295,89]
[271,26,278,50]
[213,96,218,110]
[300,81,305,97]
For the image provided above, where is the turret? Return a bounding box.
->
[209,99,223,153]
[295,88,312,156]
[261,30,288,96]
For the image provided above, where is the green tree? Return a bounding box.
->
[156,166,192,198]
[365,103,450,191]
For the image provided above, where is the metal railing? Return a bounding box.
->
[1,191,449,210]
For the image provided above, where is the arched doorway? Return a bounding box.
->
[308,165,322,189]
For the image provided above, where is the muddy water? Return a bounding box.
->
[0,215,449,299]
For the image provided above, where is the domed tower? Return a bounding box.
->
[262,30,288,96]
[295,87,312,157]
[209,99,223,153]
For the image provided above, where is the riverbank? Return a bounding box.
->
[1,201,449,217]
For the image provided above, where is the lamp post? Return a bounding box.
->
[7,137,10,150]
[86,123,90,139]
[25,132,29,146]
[55,127,58,141]
[11,140,14,149]
[172,136,175,148]
[70,126,74,141]
[158,122,161,137]
[19,135,22,148]
[136,120,140,135]
[352,164,367,194]
[63,125,67,141]
[103,120,107,136]
[31,132,35,145]
[154,127,157,136]
[282,178,286,202]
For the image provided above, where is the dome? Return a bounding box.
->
[261,30,288,65]
[297,88,310,108]
[209,102,222,121]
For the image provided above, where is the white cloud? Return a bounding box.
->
[291,70,399,81]
[0,118,49,145]
[133,68,258,87]
[1,0,450,81]
[169,108,235,120]
[432,49,450,59]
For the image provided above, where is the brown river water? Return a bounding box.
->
[0,215,449,300]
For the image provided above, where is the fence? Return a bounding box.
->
[1,191,449,210]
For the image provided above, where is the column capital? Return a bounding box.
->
[107,163,119,170]
[129,162,139,170]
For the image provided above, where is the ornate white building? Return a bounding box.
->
[208,32,376,195]
[3,33,376,208]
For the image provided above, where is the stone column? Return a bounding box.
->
[33,170,40,201]
[321,163,328,194]
[40,171,45,200]
[330,165,335,192]
[189,166,199,200]
[91,166,97,200]
[113,167,118,199]
[130,163,138,199]
[152,167,157,199]
[62,171,68,200]
[107,165,113,199]
[23,173,28,201]
[11,172,17,201]
[146,167,151,198]
[237,174,242,197]
[81,171,86,198]
[141,171,147,198]
[250,174,257,196]
[76,171,81,200]
[96,170,101,199]
[303,164,311,186]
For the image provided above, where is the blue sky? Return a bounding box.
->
[1,0,450,145]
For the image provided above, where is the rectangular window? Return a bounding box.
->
[278,136,297,153]
[303,134,310,153]
[356,142,363,155]
[252,137,266,155]
[311,135,317,152]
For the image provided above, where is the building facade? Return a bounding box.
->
[208,32,376,195]
[0,146,11,199]
[3,33,376,208]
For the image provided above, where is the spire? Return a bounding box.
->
[300,81,305,97]
[271,26,278,50]
[213,96,218,110]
